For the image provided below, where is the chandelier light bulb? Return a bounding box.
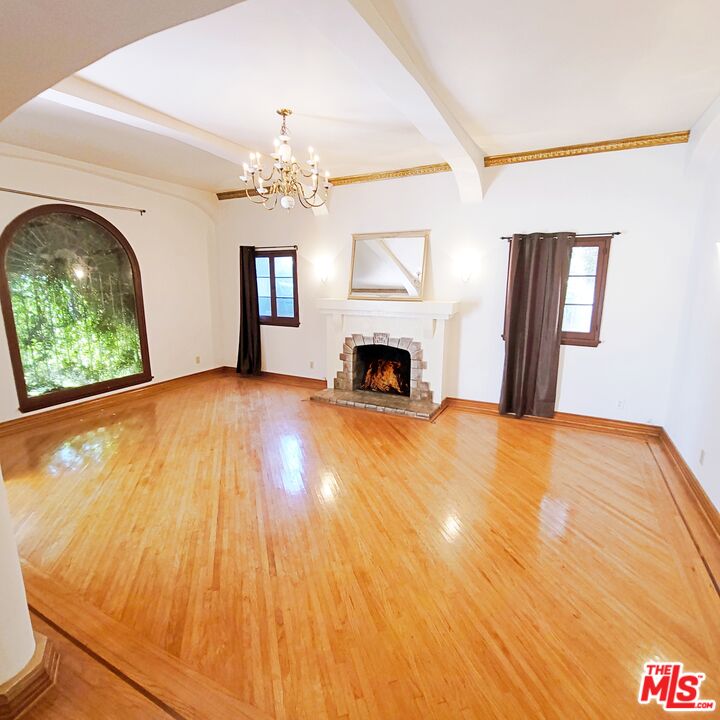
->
[279,143,292,163]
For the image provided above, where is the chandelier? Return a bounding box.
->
[239,108,331,210]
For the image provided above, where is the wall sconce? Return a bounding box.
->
[315,255,332,283]
[454,249,480,283]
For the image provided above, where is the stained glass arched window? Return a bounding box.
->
[0,204,151,412]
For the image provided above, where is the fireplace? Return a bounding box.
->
[331,332,432,403]
[353,344,410,396]
[313,299,459,419]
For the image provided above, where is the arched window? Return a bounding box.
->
[0,204,151,412]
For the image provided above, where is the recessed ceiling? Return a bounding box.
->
[3,0,720,193]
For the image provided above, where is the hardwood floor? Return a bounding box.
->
[23,614,171,720]
[1,373,718,719]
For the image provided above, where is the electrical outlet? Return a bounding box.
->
[309,360,314,369]
[617,400,625,409]
[195,355,201,365]
[700,449,705,466]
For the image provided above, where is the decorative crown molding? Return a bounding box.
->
[216,130,690,199]
[330,162,451,187]
[484,130,690,167]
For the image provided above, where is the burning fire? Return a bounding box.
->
[362,359,406,395]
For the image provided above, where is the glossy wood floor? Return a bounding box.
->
[2,374,718,719]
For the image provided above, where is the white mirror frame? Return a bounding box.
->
[348,230,429,301]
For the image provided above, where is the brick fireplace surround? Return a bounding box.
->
[334,332,431,402]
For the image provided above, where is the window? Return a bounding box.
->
[255,249,300,327]
[502,234,612,348]
[0,204,151,412]
[561,236,612,347]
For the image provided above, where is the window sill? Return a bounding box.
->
[561,337,601,347]
[18,371,153,413]
[260,319,300,328]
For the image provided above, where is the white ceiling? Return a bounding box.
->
[385,0,720,153]
[2,0,720,192]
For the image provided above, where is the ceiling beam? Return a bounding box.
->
[281,0,484,203]
[40,77,251,165]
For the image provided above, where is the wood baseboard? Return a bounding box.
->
[0,368,228,438]
[224,367,326,390]
[0,632,59,719]
[650,433,720,593]
[657,430,720,537]
[259,371,327,390]
[443,397,662,439]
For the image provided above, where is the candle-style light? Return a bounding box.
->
[240,109,332,210]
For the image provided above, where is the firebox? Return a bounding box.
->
[353,344,411,397]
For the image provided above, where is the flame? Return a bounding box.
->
[362,359,406,394]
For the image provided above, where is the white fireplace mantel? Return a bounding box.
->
[317,298,459,321]
[317,298,459,403]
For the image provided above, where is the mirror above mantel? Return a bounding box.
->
[349,230,429,300]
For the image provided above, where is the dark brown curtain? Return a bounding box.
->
[500,232,574,418]
[237,246,261,375]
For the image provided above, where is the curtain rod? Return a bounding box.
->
[500,231,621,240]
[255,244,298,250]
[0,187,146,215]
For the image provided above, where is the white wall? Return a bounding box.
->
[216,144,693,425]
[665,123,720,510]
[0,149,219,422]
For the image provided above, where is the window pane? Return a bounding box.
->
[258,296,272,316]
[276,297,295,317]
[562,305,593,333]
[256,277,270,297]
[566,276,596,304]
[275,276,294,298]
[255,256,270,277]
[6,212,143,397]
[569,246,599,276]
[274,255,293,277]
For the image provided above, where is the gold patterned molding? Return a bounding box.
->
[484,130,689,167]
[216,130,689,199]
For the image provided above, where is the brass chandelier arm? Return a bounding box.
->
[296,182,328,208]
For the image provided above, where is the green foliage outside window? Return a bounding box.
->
[6,212,143,397]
